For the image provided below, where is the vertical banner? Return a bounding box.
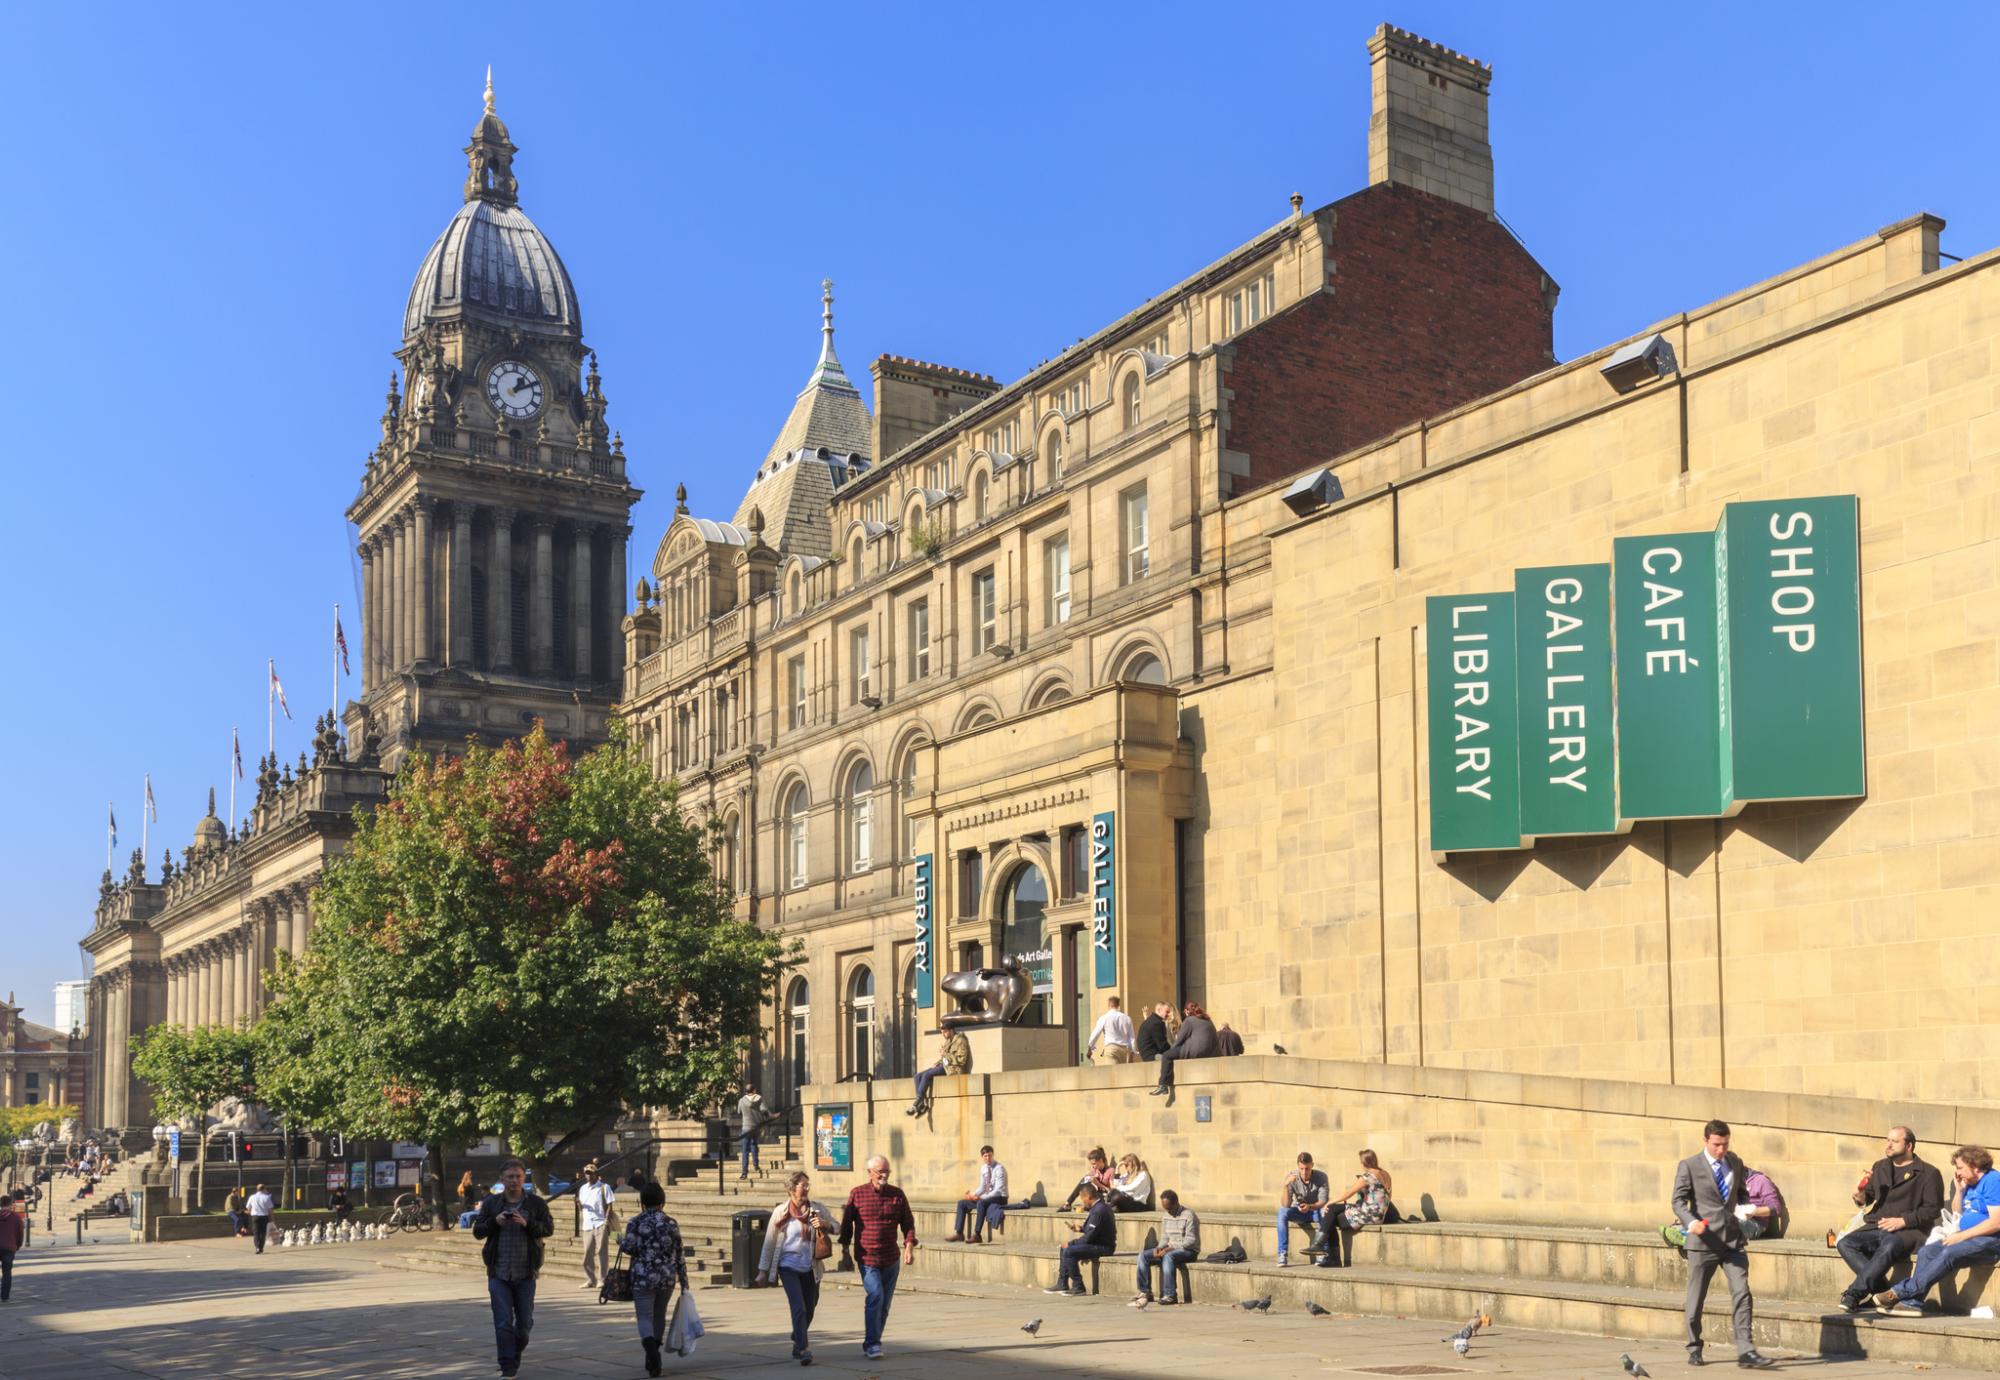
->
[1090,812,1117,988]
[1723,496,1865,801]
[912,853,934,1009]
[1515,564,1619,836]
[1425,594,1523,852]
[1614,532,1732,818]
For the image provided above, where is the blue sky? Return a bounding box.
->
[2,2,1994,1027]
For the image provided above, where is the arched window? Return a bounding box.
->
[850,535,865,586]
[718,812,740,894]
[1001,863,1052,1026]
[1120,652,1168,686]
[899,744,924,858]
[1046,430,1063,480]
[787,569,803,616]
[784,977,811,1101]
[847,762,874,873]
[847,966,876,1078]
[783,782,810,889]
[973,470,990,522]
[1123,373,1141,429]
[893,956,919,1078]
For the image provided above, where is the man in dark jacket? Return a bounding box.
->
[1136,1004,1170,1061]
[1838,1125,1945,1312]
[1150,1003,1218,1095]
[1046,1183,1117,1296]
[472,1159,555,1378]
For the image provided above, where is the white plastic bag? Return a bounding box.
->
[665,1287,705,1357]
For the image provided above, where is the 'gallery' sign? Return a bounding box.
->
[1426,495,1863,854]
[1091,812,1117,988]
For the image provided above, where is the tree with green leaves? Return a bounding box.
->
[0,1105,81,1171]
[128,1023,258,1207]
[259,724,787,1199]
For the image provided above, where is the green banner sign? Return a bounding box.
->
[913,853,934,1009]
[1090,812,1118,988]
[1722,496,1865,802]
[1425,593,1522,852]
[1613,532,1731,819]
[1515,563,1618,837]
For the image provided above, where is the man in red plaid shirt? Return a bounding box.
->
[838,1155,918,1359]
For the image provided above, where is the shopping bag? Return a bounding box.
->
[599,1244,633,1304]
[666,1286,705,1357]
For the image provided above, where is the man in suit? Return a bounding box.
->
[1670,1120,1775,1369]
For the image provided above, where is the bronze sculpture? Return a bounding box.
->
[938,956,1033,1029]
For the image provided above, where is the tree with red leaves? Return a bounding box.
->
[258,725,787,1195]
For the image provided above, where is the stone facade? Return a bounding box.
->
[0,996,86,1112]
[623,26,1559,1107]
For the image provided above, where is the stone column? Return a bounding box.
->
[168,958,183,1028]
[399,508,418,670]
[108,975,126,1126]
[413,498,435,665]
[488,507,514,672]
[530,519,555,676]
[383,515,404,673]
[238,928,254,1021]
[219,938,237,1027]
[571,526,594,684]
[202,944,218,1026]
[274,896,294,962]
[295,887,314,952]
[360,539,377,694]
[450,503,475,666]
[607,525,629,688]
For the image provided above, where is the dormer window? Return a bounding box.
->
[1224,272,1276,336]
[1122,374,1141,429]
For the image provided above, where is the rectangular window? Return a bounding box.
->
[972,569,997,653]
[24,1072,39,1089]
[1056,379,1092,417]
[1045,534,1071,626]
[959,851,984,918]
[1145,329,1172,357]
[787,654,807,729]
[909,600,930,679]
[1224,272,1277,336]
[983,420,1019,456]
[1061,825,1089,899]
[850,626,872,702]
[1121,485,1150,584]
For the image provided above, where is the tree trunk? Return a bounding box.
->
[194,1119,209,1210]
[429,1143,450,1226]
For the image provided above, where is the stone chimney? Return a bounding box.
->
[1366,25,1495,216]
[870,356,1000,464]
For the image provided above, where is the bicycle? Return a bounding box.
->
[376,1192,434,1234]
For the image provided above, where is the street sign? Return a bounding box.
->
[168,1128,181,1165]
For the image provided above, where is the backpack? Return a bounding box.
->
[1204,1243,1247,1264]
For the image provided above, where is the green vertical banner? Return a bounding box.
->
[1090,812,1117,988]
[913,853,934,1008]
[1723,496,1865,801]
[1613,531,1733,818]
[1514,564,1619,837]
[1425,593,1523,852]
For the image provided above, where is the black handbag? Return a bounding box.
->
[599,1242,634,1304]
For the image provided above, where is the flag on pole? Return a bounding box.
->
[144,774,158,822]
[108,804,118,851]
[336,611,351,675]
[233,728,244,779]
[270,662,293,720]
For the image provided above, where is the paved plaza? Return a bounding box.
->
[0,1234,1984,1379]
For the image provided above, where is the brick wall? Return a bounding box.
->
[1224,183,1555,493]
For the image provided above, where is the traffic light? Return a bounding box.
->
[326,1131,345,1159]
[224,1132,239,1163]
[242,1140,257,1161]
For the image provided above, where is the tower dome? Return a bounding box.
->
[193,787,227,853]
[402,70,580,342]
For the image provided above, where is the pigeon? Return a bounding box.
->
[1621,1356,1650,1378]
[1237,1296,1273,1312]
[1273,1044,1290,1055]
[1443,1313,1491,1354]
[1021,1319,1042,1337]
[1305,1301,1330,1317]
[1452,1337,1470,1357]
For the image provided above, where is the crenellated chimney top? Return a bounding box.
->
[1367,24,1495,216]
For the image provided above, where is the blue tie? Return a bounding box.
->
[1712,1159,1729,1204]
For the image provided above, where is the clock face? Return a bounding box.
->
[485,360,543,420]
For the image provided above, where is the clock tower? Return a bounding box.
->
[345,73,640,768]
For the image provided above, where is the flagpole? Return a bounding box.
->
[106,803,114,872]
[229,728,238,826]
[332,602,341,726]
[268,659,276,756]
[140,775,149,869]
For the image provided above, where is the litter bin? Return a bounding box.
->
[731,1208,771,1289]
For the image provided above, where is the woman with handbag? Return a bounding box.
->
[618,1180,687,1377]
[756,1171,837,1366]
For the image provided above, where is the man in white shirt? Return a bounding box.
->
[574,1162,615,1290]
[949,1146,1009,1243]
[245,1184,276,1255]
[1086,996,1137,1065]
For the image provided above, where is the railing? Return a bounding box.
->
[565,1133,733,1238]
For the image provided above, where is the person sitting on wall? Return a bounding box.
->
[1107,1154,1153,1213]
[1215,1022,1246,1057]
[1136,1003,1171,1062]
[1150,1002,1218,1096]
[1132,1189,1200,1307]
[1834,1126,1943,1314]
[949,1145,1009,1243]
[1044,1183,1117,1297]
[1275,1151,1329,1267]
[1876,1145,2000,1316]
[906,1029,971,1117]
[1058,1148,1117,1212]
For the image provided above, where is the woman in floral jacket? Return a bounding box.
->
[620,1180,687,1377]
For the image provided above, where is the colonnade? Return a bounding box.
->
[359,498,628,690]
[161,885,314,1031]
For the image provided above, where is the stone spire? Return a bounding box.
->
[803,278,853,393]
[464,67,519,206]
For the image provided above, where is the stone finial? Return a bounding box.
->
[1290,192,1304,217]
[298,750,310,776]
[748,506,766,541]
[483,63,495,116]
[674,483,689,515]
[161,849,176,882]
[127,847,147,885]
[612,430,624,458]
[634,575,652,606]
[280,762,294,788]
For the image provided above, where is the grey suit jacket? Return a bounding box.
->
[1671,1150,1748,1254]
